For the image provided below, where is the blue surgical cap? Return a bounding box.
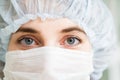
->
[0,0,117,80]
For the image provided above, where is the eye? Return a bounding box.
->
[60,36,82,47]
[21,37,35,45]
[65,37,80,45]
[17,36,40,47]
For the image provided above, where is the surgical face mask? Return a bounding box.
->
[3,47,93,80]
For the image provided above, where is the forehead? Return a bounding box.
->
[21,18,77,28]
[19,18,84,32]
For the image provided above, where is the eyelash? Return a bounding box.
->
[17,35,41,48]
[16,35,82,49]
[60,35,82,47]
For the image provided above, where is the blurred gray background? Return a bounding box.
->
[101,0,120,80]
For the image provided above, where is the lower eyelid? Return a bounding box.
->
[17,36,41,46]
[60,35,82,45]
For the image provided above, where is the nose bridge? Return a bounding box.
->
[44,37,58,47]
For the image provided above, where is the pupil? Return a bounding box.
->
[67,38,75,44]
[25,38,33,45]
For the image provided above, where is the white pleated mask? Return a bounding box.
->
[3,47,93,80]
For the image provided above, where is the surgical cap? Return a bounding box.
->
[0,0,117,80]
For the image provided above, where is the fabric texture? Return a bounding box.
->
[3,47,93,80]
[0,0,117,80]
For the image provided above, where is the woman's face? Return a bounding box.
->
[8,18,92,52]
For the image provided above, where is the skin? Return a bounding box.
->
[8,18,92,52]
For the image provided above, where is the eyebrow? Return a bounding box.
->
[15,26,86,34]
[61,27,86,34]
[15,27,39,33]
